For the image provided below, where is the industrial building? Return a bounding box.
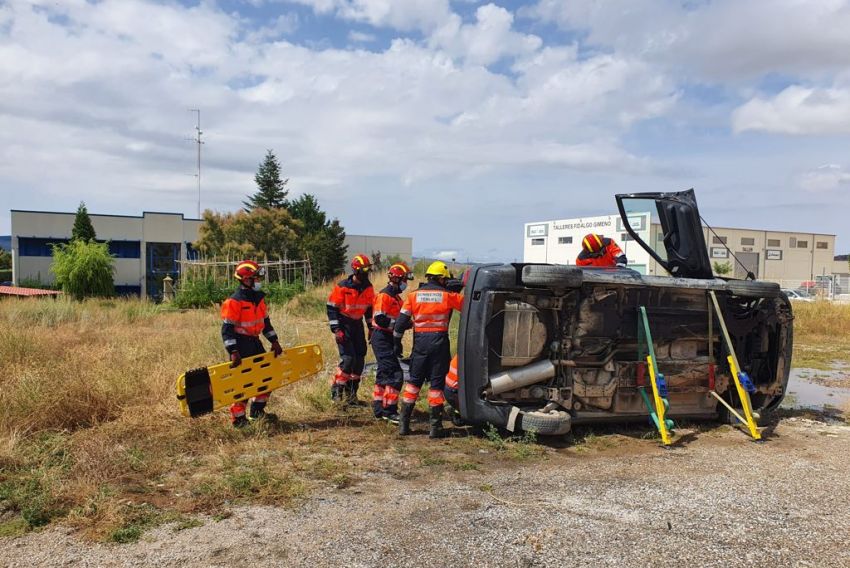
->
[524,213,847,291]
[11,210,204,299]
[342,234,413,267]
[10,209,413,299]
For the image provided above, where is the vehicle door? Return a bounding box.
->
[615,188,713,279]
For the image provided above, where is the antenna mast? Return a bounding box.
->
[188,109,203,218]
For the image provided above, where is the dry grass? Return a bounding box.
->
[0,275,489,540]
[790,301,850,369]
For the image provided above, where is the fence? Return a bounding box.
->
[767,275,850,303]
[176,258,313,288]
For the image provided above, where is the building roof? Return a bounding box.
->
[0,286,63,297]
[11,209,201,221]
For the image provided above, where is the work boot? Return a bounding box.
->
[232,416,249,429]
[448,406,465,427]
[383,411,401,425]
[249,401,278,423]
[331,384,346,405]
[398,402,415,436]
[372,399,385,419]
[346,379,368,407]
[429,405,447,439]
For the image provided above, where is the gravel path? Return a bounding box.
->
[3,417,849,568]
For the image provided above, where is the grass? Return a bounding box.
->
[0,274,503,541]
[791,301,850,369]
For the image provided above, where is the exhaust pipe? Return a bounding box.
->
[488,359,555,395]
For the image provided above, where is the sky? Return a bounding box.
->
[1,0,850,262]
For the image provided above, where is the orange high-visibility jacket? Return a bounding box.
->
[576,238,627,267]
[446,355,459,390]
[327,276,375,331]
[221,288,277,352]
[372,285,403,332]
[394,282,463,335]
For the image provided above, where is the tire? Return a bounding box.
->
[520,409,572,436]
[725,279,780,299]
[521,265,583,288]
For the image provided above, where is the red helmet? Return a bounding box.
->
[234,260,264,281]
[388,262,413,281]
[582,233,605,255]
[351,254,372,274]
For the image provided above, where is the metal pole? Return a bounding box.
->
[188,109,203,218]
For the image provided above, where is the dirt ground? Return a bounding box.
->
[2,413,849,568]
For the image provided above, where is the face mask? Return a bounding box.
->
[253,281,262,291]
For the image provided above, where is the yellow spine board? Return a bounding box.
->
[726,355,762,440]
[646,355,672,446]
[176,344,323,417]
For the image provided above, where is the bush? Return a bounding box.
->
[172,277,306,309]
[50,240,115,300]
[17,277,58,290]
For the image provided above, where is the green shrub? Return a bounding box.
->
[50,240,114,300]
[17,277,58,290]
[172,277,305,308]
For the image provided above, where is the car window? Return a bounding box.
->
[619,199,669,265]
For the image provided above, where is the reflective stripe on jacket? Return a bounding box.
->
[394,282,463,335]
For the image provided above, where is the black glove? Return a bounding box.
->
[271,340,283,357]
[334,329,346,345]
[393,337,403,358]
[229,351,242,368]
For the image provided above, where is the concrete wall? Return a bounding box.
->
[344,235,413,266]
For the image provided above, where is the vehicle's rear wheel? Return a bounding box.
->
[725,279,780,299]
[520,409,572,436]
[521,265,582,288]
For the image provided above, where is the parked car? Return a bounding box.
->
[782,289,814,302]
[457,189,793,435]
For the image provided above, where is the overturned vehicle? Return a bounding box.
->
[456,190,794,435]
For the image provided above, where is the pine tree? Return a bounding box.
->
[72,202,97,242]
[243,150,289,211]
[289,194,347,280]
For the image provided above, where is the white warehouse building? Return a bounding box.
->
[523,212,842,285]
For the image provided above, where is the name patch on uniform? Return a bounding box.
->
[416,292,444,303]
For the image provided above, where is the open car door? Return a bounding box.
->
[615,188,713,279]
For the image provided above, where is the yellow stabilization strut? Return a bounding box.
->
[176,344,323,418]
[727,355,762,440]
[646,355,672,446]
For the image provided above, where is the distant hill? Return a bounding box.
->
[0,236,10,252]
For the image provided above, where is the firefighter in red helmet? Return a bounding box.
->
[370,262,413,423]
[221,260,284,427]
[327,254,375,405]
[576,233,628,268]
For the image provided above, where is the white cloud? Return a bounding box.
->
[799,164,850,192]
[429,4,542,66]
[348,30,376,43]
[524,0,850,81]
[286,0,453,32]
[732,86,850,135]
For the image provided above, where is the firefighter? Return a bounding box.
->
[221,260,284,427]
[370,262,413,423]
[327,254,375,405]
[575,233,628,267]
[393,261,464,438]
